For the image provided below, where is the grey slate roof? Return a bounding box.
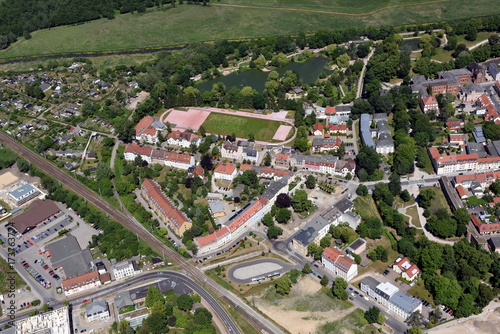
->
[473,127,486,143]
[86,300,109,317]
[360,114,375,148]
[360,276,380,291]
[293,217,329,247]
[389,291,422,314]
[348,238,366,251]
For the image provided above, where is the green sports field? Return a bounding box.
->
[201,113,286,142]
[0,0,499,60]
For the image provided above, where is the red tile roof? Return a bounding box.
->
[325,106,336,114]
[135,116,157,137]
[456,185,467,198]
[275,153,290,161]
[124,143,153,157]
[141,179,191,230]
[227,198,268,233]
[62,271,100,292]
[323,247,342,262]
[471,215,500,233]
[239,164,253,172]
[313,123,324,132]
[421,96,438,106]
[214,163,236,175]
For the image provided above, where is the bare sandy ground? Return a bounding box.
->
[126,91,150,110]
[254,276,355,334]
[0,171,18,188]
[427,303,500,334]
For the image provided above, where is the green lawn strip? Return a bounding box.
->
[0,257,26,294]
[353,196,381,220]
[1,0,500,59]
[201,112,284,142]
[426,186,451,214]
[405,205,421,228]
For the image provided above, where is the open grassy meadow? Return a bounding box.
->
[1,0,500,59]
[201,113,285,142]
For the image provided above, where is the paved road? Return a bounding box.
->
[0,271,237,332]
[0,131,285,334]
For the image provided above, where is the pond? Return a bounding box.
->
[400,38,421,52]
[196,57,330,93]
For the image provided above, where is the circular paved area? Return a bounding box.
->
[233,262,283,280]
[227,258,297,284]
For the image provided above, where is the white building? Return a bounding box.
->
[124,144,152,164]
[321,247,358,281]
[360,277,422,320]
[213,162,237,181]
[112,259,142,280]
[220,141,243,160]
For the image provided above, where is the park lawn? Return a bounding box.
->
[201,112,285,142]
[432,48,453,63]
[456,32,495,48]
[405,205,422,228]
[353,196,381,220]
[1,0,500,59]
[426,186,451,214]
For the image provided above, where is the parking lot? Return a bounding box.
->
[0,202,100,293]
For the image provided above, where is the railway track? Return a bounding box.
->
[0,132,284,334]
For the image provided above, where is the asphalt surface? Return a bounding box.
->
[0,271,238,332]
[0,132,285,334]
[227,258,298,284]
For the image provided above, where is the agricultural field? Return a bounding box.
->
[0,0,500,59]
[201,112,286,142]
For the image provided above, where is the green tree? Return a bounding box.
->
[264,152,272,166]
[388,173,402,196]
[292,190,313,213]
[302,263,312,274]
[145,285,164,308]
[176,294,193,311]
[262,212,274,227]
[144,312,168,334]
[332,277,348,300]
[419,188,435,209]
[336,54,350,68]
[429,276,462,309]
[400,189,411,202]
[275,275,292,295]
[364,306,380,324]
[305,175,316,189]
[356,184,368,196]
[408,326,423,334]
[275,208,292,224]
[267,225,283,239]
[320,275,329,287]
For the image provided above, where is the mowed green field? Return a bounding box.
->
[1,0,500,59]
[201,113,285,142]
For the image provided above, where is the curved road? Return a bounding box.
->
[0,131,285,334]
[0,271,237,332]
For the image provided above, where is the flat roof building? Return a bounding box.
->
[46,234,93,278]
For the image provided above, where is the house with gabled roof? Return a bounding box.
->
[392,257,420,281]
[321,247,358,281]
